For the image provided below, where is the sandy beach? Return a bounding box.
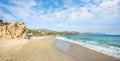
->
[0,37,76,61]
[0,36,120,61]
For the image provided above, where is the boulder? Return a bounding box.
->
[0,22,27,39]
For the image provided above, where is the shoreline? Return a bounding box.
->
[55,36,120,61]
[0,36,120,61]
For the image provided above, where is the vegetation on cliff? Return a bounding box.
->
[0,19,9,26]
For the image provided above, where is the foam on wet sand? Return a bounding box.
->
[55,37,120,61]
[0,36,120,61]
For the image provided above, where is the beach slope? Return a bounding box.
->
[0,37,120,61]
[0,37,76,61]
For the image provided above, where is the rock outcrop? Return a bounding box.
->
[0,22,27,39]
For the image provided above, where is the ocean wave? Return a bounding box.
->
[56,36,120,59]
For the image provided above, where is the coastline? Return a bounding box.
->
[55,36,120,61]
[0,36,120,61]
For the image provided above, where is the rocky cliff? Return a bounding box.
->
[0,22,27,39]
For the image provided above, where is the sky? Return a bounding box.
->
[0,0,120,35]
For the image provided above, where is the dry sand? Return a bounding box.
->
[0,37,120,61]
[0,37,76,61]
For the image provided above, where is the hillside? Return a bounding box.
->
[30,28,57,32]
[27,29,80,36]
[0,19,106,36]
[27,29,107,36]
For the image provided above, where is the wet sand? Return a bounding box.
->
[55,39,120,61]
[0,37,120,61]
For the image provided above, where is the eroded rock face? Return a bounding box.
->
[0,22,27,39]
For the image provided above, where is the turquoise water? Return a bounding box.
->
[64,35,120,48]
[56,35,120,59]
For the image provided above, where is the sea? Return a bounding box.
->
[56,35,120,59]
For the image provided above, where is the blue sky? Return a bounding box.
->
[0,0,120,34]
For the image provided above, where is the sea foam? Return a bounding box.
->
[56,36,120,59]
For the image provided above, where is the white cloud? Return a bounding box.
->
[0,10,16,22]
[0,0,120,30]
[9,0,36,7]
[81,0,90,3]
[91,0,120,21]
